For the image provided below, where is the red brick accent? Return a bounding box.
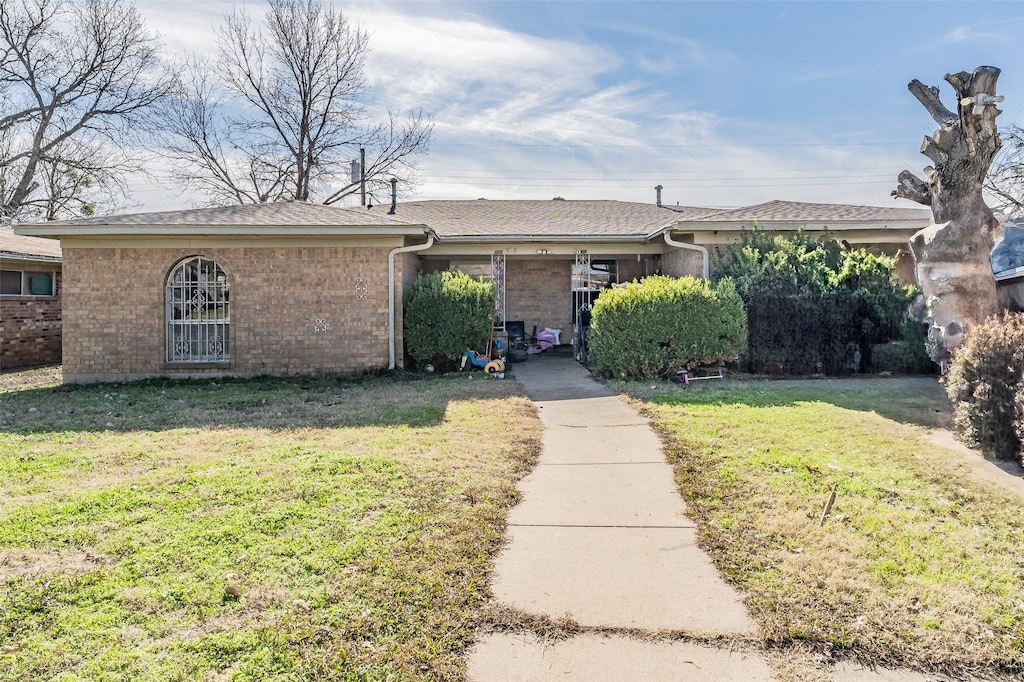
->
[0,275,62,369]
[62,246,398,382]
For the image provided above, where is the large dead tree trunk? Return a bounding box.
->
[893,65,1003,364]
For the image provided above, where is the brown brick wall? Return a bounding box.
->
[62,246,396,382]
[662,247,706,278]
[0,272,62,368]
[506,259,571,337]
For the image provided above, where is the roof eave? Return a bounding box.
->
[0,251,62,263]
[13,224,431,238]
[434,233,651,243]
[666,220,929,231]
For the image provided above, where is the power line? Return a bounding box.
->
[422,166,904,174]
[422,179,899,189]
[429,173,896,183]
[428,140,909,147]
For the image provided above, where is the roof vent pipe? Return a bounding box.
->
[388,178,398,215]
[655,185,663,208]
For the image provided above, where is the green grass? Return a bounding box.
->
[622,377,1024,676]
[0,372,541,681]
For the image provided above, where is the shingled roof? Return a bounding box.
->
[694,200,931,225]
[14,201,432,240]
[0,225,61,261]
[366,199,710,239]
[39,200,417,227]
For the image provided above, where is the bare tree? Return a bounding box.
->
[892,65,1003,363]
[0,0,174,222]
[159,0,432,206]
[985,124,1024,217]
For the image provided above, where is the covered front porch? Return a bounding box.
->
[417,239,704,346]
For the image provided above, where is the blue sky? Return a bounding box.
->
[131,0,1024,211]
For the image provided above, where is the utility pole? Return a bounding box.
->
[360,147,366,207]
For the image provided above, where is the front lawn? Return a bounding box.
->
[0,372,540,681]
[625,377,1024,677]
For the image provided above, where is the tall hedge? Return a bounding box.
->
[403,270,496,366]
[946,313,1024,462]
[588,276,746,379]
[714,229,915,374]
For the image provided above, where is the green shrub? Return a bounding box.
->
[403,270,496,367]
[744,291,862,375]
[945,313,1024,462]
[588,276,746,379]
[714,229,915,375]
[870,319,937,374]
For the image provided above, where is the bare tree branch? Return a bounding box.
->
[158,0,432,206]
[985,124,1024,216]
[891,169,931,206]
[0,0,175,221]
[907,80,957,126]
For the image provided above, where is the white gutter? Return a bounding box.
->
[388,233,435,369]
[664,232,709,279]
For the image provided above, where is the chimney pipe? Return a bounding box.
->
[655,185,663,208]
[388,178,398,215]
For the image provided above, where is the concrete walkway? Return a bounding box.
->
[467,353,774,681]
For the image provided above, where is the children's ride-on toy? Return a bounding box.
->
[459,337,506,377]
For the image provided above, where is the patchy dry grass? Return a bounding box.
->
[622,377,1024,678]
[0,364,62,392]
[0,370,541,681]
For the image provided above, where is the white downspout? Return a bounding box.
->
[388,233,434,369]
[664,231,709,280]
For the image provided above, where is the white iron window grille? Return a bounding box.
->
[166,256,230,363]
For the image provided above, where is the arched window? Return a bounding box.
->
[166,256,230,363]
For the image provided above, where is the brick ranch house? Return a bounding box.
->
[14,198,930,383]
[1,225,62,369]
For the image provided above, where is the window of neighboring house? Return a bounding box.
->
[0,269,55,295]
[166,256,230,363]
[0,270,21,295]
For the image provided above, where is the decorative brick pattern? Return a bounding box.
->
[0,274,62,369]
[62,246,401,382]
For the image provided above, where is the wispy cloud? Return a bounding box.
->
[126,0,928,211]
[933,24,1004,47]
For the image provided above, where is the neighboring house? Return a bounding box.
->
[1,225,63,369]
[990,218,1024,311]
[15,197,931,383]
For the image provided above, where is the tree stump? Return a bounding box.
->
[893,66,1003,364]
